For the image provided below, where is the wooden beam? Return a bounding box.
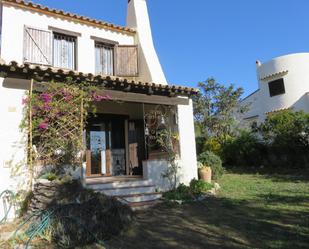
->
[100,89,189,106]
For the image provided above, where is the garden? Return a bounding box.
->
[1,77,308,249]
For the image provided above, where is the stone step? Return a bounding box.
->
[97,185,156,196]
[86,178,153,190]
[116,192,162,203]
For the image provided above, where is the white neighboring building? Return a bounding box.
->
[0,0,198,215]
[240,53,309,126]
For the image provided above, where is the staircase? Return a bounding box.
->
[85,177,162,210]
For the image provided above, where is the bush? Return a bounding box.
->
[203,137,222,156]
[221,130,265,167]
[220,110,309,169]
[163,183,192,201]
[189,179,213,195]
[40,172,58,181]
[198,151,224,180]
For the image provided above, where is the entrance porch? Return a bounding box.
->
[83,100,180,209]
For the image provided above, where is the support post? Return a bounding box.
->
[80,96,84,181]
[29,79,34,190]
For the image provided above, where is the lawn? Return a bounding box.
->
[107,170,309,249]
[1,170,308,249]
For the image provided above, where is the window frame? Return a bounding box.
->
[268,78,286,97]
[52,32,77,71]
[94,40,116,76]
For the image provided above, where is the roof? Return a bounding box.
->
[259,70,289,81]
[265,107,292,115]
[0,61,199,97]
[1,0,136,35]
[240,89,259,102]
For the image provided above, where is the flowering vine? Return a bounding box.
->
[20,78,112,168]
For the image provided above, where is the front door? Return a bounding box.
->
[86,115,126,177]
[86,122,110,176]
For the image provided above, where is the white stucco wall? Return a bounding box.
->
[0,1,198,207]
[240,53,309,123]
[126,0,167,84]
[0,77,29,219]
[177,100,198,184]
[1,4,135,73]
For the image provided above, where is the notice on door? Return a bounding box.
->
[90,131,106,174]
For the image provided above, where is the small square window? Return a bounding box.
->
[268,78,285,97]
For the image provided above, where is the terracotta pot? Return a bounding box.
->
[198,166,212,183]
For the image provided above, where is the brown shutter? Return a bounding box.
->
[115,45,138,77]
[24,26,52,65]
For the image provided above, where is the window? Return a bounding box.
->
[53,33,76,70]
[268,78,285,97]
[95,42,114,75]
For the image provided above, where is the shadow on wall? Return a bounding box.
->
[293,92,309,112]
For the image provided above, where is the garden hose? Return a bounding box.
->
[13,202,106,249]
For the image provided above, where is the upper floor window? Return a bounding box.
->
[268,78,285,97]
[23,26,138,76]
[53,33,77,70]
[95,42,114,75]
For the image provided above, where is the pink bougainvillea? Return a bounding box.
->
[38,122,48,130]
[40,93,53,103]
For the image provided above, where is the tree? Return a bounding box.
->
[193,78,246,144]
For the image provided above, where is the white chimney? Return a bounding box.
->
[127,0,167,84]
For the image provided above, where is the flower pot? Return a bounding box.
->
[198,167,212,183]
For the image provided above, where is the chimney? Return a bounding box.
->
[127,0,167,84]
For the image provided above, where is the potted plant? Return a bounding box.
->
[198,151,223,182]
[197,161,212,183]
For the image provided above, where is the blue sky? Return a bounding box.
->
[33,0,309,96]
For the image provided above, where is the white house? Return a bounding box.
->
[0,0,198,213]
[240,53,309,126]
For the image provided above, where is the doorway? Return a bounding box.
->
[86,114,126,177]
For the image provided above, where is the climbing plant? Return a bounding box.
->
[20,78,112,170]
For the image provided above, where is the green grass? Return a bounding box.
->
[3,170,308,248]
[107,170,309,249]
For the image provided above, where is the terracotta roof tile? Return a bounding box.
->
[0,61,199,97]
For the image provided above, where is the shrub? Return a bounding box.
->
[39,172,59,181]
[189,179,213,195]
[221,130,265,167]
[198,151,224,180]
[163,183,192,201]
[203,137,222,156]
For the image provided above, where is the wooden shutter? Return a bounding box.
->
[115,45,138,77]
[24,26,52,65]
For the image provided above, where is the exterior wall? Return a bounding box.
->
[0,77,29,219]
[127,0,167,84]
[177,100,198,184]
[241,53,309,123]
[143,160,170,191]
[0,4,135,73]
[0,1,198,207]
